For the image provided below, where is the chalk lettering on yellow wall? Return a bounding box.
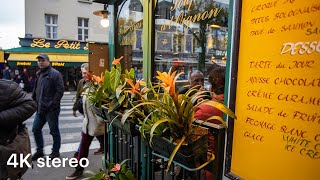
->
[249,61,272,68]
[280,41,320,55]
[305,27,320,36]
[17,62,32,66]
[292,110,320,124]
[273,4,320,21]
[160,0,222,31]
[274,77,320,87]
[244,131,265,142]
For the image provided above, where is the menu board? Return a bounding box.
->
[231,0,320,180]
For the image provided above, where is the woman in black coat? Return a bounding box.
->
[0,79,36,180]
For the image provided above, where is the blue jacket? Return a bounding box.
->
[32,66,64,113]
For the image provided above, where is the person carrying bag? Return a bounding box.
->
[0,79,36,180]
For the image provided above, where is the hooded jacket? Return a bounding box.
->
[0,79,36,143]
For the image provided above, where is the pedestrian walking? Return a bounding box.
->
[0,79,36,179]
[31,53,64,160]
[2,66,11,80]
[72,63,104,158]
[66,71,105,180]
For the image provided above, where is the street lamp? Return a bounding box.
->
[93,4,110,28]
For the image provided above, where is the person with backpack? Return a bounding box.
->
[66,70,105,180]
[0,79,36,179]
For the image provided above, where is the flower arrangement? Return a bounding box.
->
[88,160,135,180]
[86,56,237,172]
[122,67,237,171]
[86,56,145,113]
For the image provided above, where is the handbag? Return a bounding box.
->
[77,97,84,114]
[0,126,31,179]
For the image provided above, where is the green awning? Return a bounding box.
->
[5,47,88,54]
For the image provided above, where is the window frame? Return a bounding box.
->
[45,14,58,39]
[78,17,89,41]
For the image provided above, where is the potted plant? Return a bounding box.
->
[122,68,236,171]
[86,56,144,135]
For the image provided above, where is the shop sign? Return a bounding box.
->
[161,0,222,31]
[16,62,32,66]
[19,38,89,50]
[51,62,65,66]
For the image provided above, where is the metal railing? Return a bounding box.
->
[100,112,226,180]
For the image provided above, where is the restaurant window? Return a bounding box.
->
[45,14,58,39]
[154,0,229,87]
[78,18,89,41]
[118,0,143,78]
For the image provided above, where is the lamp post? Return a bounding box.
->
[93,4,110,28]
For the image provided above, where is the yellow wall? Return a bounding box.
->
[231,0,320,180]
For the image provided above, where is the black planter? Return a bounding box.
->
[110,117,140,136]
[150,129,208,168]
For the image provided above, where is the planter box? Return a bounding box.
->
[98,106,140,136]
[110,116,140,136]
[150,127,208,168]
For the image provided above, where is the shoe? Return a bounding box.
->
[73,151,79,158]
[49,152,60,159]
[93,148,104,155]
[66,169,83,180]
[32,151,44,161]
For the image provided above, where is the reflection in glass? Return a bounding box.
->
[117,0,143,73]
[154,0,229,84]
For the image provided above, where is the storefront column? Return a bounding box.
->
[108,5,116,68]
[142,0,154,83]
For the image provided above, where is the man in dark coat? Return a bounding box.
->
[31,53,64,160]
[0,79,36,179]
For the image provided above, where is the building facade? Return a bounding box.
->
[5,0,109,91]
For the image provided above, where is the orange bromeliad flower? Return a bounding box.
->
[92,72,104,85]
[125,78,146,96]
[112,56,124,65]
[156,67,182,98]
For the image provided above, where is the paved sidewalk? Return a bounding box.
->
[23,150,104,180]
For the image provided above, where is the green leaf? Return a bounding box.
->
[166,136,186,172]
[118,95,125,104]
[125,171,135,180]
[197,100,237,119]
[110,173,116,177]
[149,118,179,146]
[119,174,126,180]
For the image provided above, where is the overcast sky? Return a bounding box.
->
[0,0,24,49]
